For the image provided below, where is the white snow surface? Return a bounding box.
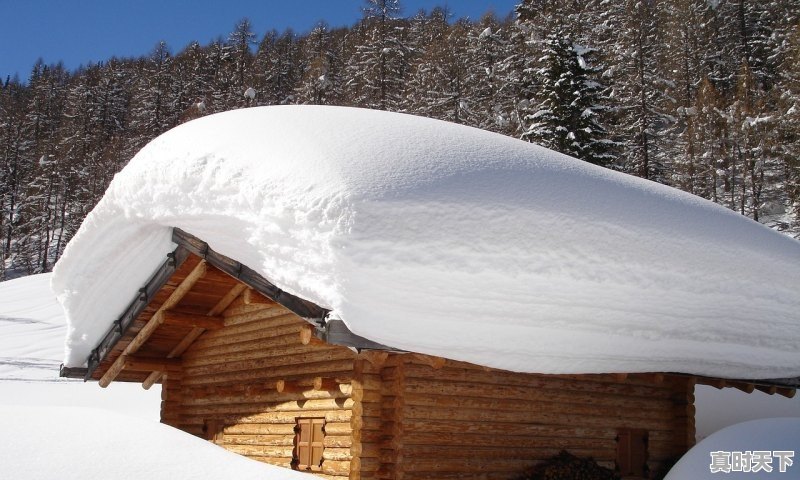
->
[53,105,800,378]
[0,273,66,381]
[665,418,800,479]
[0,405,311,480]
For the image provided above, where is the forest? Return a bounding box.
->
[1,0,799,279]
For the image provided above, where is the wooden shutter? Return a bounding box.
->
[294,418,325,471]
[617,428,648,477]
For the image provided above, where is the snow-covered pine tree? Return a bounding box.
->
[523,29,614,166]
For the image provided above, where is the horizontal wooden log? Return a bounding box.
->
[220,434,295,446]
[322,447,353,461]
[182,332,307,362]
[223,444,293,458]
[183,349,356,378]
[222,303,280,318]
[162,310,224,330]
[222,424,297,435]
[124,356,181,372]
[181,396,354,415]
[320,460,350,476]
[400,390,673,420]
[399,443,615,461]
[183,341,342,368]
[181,362,355,386]
[323,422,353,436]
[194,318,304,348]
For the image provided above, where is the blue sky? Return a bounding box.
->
[1,0,518,82]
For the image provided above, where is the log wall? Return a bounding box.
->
[161,294,358,479]
[377,355,695,480]
[160,288,695,480]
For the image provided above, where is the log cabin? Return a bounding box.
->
[60,228,798,480]
[55,106,800,480]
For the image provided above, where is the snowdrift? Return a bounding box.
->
[0,273,66,381]
[665,418,800,479]
[0,405,311,480]
[53,106,800,378]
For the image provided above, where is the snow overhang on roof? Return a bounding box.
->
[52,105,800,380]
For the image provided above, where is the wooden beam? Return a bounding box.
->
[730,381,756,394]
[162,310,224,330]
[300,324,326,346]
[243,288,273,305]
[275,379,305,393]
[142,371,163,390]
[98,260,208,388]
[166,283,249,360]
[313,377,340,391]
[777,387,796,399]
[209,283,248,316]
[123,356,181,372]
[755,384,777,395]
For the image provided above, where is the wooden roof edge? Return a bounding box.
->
[676,373,798,398]
[59,245,191,382]
[59,364,88,379]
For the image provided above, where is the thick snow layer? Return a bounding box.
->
[665,418,800,479]
[0,405,311,480]
[53,106,800,378]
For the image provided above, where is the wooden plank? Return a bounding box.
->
[99,260,208,387]
[124,356,181,372]
[163,311,224,330]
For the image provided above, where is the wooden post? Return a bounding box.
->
[99,260,207,388]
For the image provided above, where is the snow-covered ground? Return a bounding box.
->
[53,106,800,379]
[0,405,311,480]
[665,418,800,479]
[0,273,160,419]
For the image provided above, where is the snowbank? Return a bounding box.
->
[0,273,67,380]
[53,106,800,378]
[665,418,800,479]
[0,405,311,480]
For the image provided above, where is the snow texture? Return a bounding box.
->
[53,105,800,379]
[0,274,66,381]
[665,418,800,479]
[0,405,311,480]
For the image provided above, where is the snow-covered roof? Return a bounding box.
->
[53,106,800,379]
